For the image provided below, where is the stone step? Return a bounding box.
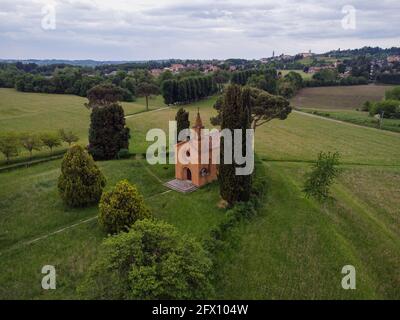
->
[164,179,198,193]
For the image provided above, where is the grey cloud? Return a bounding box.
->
[0,0,399,60]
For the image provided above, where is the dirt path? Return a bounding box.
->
[125,106,171,119]
[294,110,400,136]
[0,188,172,256]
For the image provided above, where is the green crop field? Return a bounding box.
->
[279,70,312,80]
[0,89,400,299]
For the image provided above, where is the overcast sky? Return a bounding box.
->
[0,0,399,60]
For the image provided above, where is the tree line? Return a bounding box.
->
[161,75,218,105]
[0,129,78,163]
[230,68,303,98]
[364,86,400,119]
[0,63,161,103]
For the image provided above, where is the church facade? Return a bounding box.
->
[175,111,219,188]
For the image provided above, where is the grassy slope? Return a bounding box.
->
[254,112,400,165]
[0,88,166,162]
[1,90,400,299]
[0,158,225,299]
[298,109,400,133]
[216,163,400,299]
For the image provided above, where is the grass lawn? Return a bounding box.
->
[215,162,400,299]
[298,109,400,133]
[0,157,226,299]
[1,90,400,299]
[0,88,166,164]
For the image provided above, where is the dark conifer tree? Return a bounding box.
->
[218,84,252,205]
[219,85,242,206]
[87,84,130,160]
[175,108,190,142]
[88,104,130,160]
[161,80,174,105]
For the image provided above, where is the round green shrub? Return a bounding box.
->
[98,180,151,234]
[58,145,106,207]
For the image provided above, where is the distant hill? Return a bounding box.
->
[0,59,143,67]
[325,46,400,58]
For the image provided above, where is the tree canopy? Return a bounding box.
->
[79,219,213,300]
[212,87,291,131]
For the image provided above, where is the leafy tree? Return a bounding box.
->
[212,87,291,132]
[362,100,372,112]
[263,68,278,94]
[58,145,106,207]
[385,86,400,100]
[212,69,230,91]
[0,133,19,163]
[40,132,62,154]
[175,108,190,142]
[337,63,346,74]
[59,129,79,146]
[277,78,296,98]
[121,76,137,97]
[303,151,341,202]
[247,74,267,91]
[86,84,124,109]
[136,82,160,111]
[20,133,42,159]
[158,70,174,84]
[369,100,400,119]
[79,219,213,299]
[313,69,338,82]
[99,180,151,234]
[284,71,303,90]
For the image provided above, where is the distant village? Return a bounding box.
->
[134,49,400,81]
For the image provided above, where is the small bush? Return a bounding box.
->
[79,219,213,299]
[362,101,372,112]
[369,100,400,119]
[303,151,341,202]
[117,148,130,159]
[58,145,106,207]
[98,180,151,234]
[385,86,400,100]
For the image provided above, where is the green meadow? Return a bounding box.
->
[291,85,400,133]
[0,88,399,299]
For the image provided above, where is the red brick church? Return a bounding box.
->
[165,111,219,192]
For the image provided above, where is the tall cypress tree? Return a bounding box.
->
[219,84,252,206]
[219,85,241,206]
[161,80,174,105]
[237,87,252,202]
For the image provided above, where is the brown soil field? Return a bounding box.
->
[291,84,394,110]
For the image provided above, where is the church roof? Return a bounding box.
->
[193,109,204,129]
